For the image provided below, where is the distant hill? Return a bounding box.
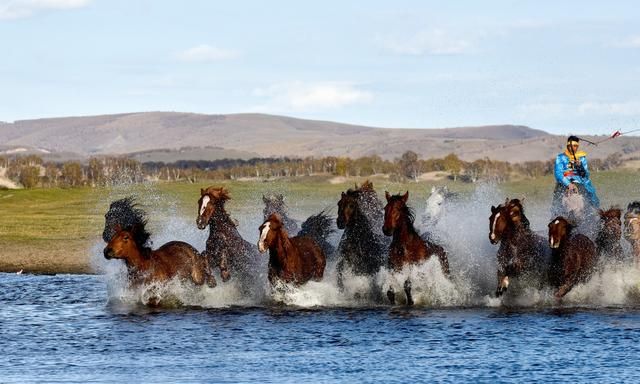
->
[1,112,638,162]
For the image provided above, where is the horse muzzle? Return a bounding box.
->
[196,217,207,230]
[103,247,114,260]
[382,226,392,236]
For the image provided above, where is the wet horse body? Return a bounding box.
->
[336,187,387,286]
[489,199,549,297]
[197,187,259,284]
[104,226,215,287]
[259,214,326,285]
[383,191,450,305]
[548,216,598,298]
[595,207,624,262]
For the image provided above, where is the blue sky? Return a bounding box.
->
[1,0,639,135]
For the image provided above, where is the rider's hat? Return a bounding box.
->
[567,135,580,145]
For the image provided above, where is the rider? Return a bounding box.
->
[551,135,600,215]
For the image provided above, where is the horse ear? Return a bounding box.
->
[504,197,509,205]
[385,191,391,201]
[402,191,409,203]
[598,209,605,217]
[341,191,346,198]
[200,188,205,195]
[491,205,496,213]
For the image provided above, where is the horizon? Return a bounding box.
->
[1,1,639,136]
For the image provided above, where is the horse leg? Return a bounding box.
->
[404,279,414,306]
[386,287,396,305]
[219,253,231,282]
[495,274,509,297]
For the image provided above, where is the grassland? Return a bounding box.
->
[1,170,638,274]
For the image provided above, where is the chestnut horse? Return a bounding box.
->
[258,213,326,285]
[548,216,597,298]
[263,193,299,235]
[595,207,624,261]
[489,198,549,297]
[383,191,450,305]
[104,224,216,287]
[624,201,640,265]
[336,185,387,286]
[197,186,259,284]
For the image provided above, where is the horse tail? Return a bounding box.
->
[299,209,335,257]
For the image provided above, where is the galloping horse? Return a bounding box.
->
[422,185,458,228]
[548,216,597,298]
[595,207,624,261]
[197,186,259,284]
[263,193,299,235]
[258,213,326,285]
[383,191,450,305]
[489,198,548,297]
[624,201,640,265]
[104,224,216,287]
[336,187,386,286]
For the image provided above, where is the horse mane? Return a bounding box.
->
[202,186,231,202]
[104,197,151,246]
[600,206,622,220]
[358,180,374,192]
[507,198,530,229]
[627,201,640,216]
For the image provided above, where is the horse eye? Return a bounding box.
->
[124,235,129,240]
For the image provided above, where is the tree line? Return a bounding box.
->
[0,151,625,189]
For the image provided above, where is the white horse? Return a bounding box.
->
[422,186,458,228]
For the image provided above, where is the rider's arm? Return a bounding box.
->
[580,156,590,179]
[554,155,571,186]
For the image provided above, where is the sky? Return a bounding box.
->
[1,0,639,135]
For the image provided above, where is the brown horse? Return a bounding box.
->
[258,213,326,285]
[548,216,598,298]
[624,201,640,265]
[197,186,259,285]
[104,224,216,287]
[383,191,449,305]
[595,207,624,261]
[489,198,549,297]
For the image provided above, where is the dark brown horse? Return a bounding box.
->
[263,193,299,235]
[489,198,549,297]
[104,224,216,287]
[258,213,326,285]
[548,216,598,298]
[624,201,640,265]
[383,191,449,305]
[595,207,624,261]
[197,186,259,284]
[336,184,387,286]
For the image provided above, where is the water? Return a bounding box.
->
[2,272,640,383]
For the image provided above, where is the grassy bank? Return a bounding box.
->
[0,170,638,274]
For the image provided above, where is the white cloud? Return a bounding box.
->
[252,82,373,111]
[381,29,472,56]
[611,35,640,48]
[0,0,90,20]
[176,44,240,62]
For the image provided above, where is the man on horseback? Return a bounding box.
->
[551,135,600,217]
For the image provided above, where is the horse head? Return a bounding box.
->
[548,216,574,249]
[337,189,360,229]
[103,224,145,260]
[383,191,410,236]
[423,186,447,225]
[197,186,231,230]
[258,213,284,253]
[599,207,622,240]
[262,193,287,219]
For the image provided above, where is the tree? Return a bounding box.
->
[19,166,40,188]
[399,150,420,181]
[442,153,463,181]
[62,162,84,187]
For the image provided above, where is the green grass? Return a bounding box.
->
[1,170,638,249]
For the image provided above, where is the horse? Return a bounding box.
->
[262,193,299,235]
[383,191,450,305]
[336,187,386,287]
[489,198,549,297]
[422,185,458,228]
[258,213,326,285]
[297,209,336,259]
[595,207,624,262]
[624,201,640,265]
[196,186,259,284]
[103,223,216,288]
[552,183,598,237]
[548,216,598,298]
[102,197,149,243]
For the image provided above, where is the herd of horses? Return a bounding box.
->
[101,181,640,306]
